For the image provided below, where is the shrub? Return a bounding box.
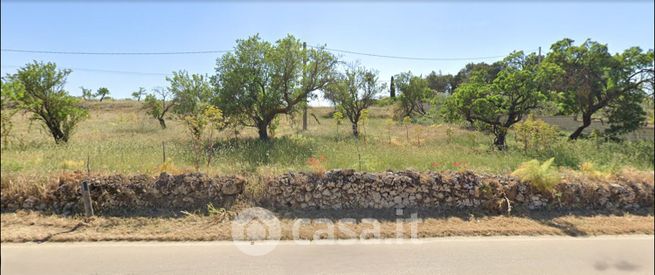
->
[402,116,411,141]
[307,155,327,175]
[384,118,394,144]
[60,159,84,171]
[183,105,224,171]
[513,115,559,153]
[579,162,611,180]
[373,96,396,107]
[156,159,180,174]
[333,111,344,138]
[446,126,454,144]
[511,158,560,192]
[1,79,21,148]
[541,140,581,168]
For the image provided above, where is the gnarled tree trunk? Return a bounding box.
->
[351,123,360,138]
[569,113,592,140]
[158,118,167,129]
[44,118,66,144]
[257,120,269,140]
[493,126,508,151]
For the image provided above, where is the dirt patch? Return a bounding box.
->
[2,210,653,242]
[2,170,653,216]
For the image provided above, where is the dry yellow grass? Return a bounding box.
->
[3,99,653,182]
[2,211,652,242]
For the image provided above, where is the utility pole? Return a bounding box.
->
[390,76,396,98]
[302,41,308,131]
[538,46,542,63]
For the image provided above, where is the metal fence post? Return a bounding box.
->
[80,181,94,217]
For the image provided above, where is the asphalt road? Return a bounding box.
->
[2,235,653,275]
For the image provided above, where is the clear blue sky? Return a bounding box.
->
[2,1,654,104]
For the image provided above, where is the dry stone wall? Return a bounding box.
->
[1,172,245,215]
[264,169,654,213]
[2,169,652,215]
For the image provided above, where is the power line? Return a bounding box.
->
[1,45,519,76]
[315,46,505,61]
[2,47,505,61]
[1,65,170,76]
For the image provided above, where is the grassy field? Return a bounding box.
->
[2,100,653,241]
[1,100,653,185]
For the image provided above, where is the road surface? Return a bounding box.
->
[2,235,653,274]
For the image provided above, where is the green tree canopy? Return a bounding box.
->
[544,38,654,139]
[426,71,455,94]
[213,34,338,140]
[167,70,214,116]
[144,87,175,129]
[324,64,385,137]
[395,71,432,118]
[451,62,504,92]
[95,87,110,102]
[5,61,88,143]
[444,51,557,149]
[80,86,94,101]
[131,87,147,101]
[1,78,23,147]
[1,78,22,110]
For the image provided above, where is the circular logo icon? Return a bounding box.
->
[231,207,281,256]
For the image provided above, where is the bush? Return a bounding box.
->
[579,162,611,180]
[513,115,559,153]
[183,105,224,171]
[307,155,327,175]
[1,79,21,148]
[511,158,560,192]
[539,140,581,168]
[373,96,396,107]
[538,139,655,172]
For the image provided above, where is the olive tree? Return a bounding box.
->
[1,78,22,147]
[324,65,385,137]
[444,51,557,150]
[213,34,337,140]
[95,87,110,101]
[5,61,88,143]
[451,62,504,93]
[131,87,146,101]
[168,70,214,116]
[80,86,94,101]
[544,38,654,139]
[144,87,175,129]
[394,71,432,118]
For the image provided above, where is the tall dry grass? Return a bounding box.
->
[1,100,653,185]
